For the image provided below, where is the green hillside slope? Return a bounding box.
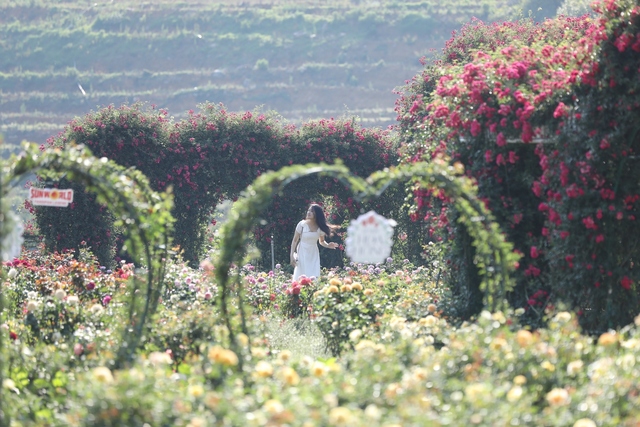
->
[0,0,521,153]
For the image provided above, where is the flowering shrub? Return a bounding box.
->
[173,103,399,268]
[535,0,640,330]
[35,103,170,267]
[37,103,399,268]
[396,16,596,319]
[310,271,406,355]
[4,246,640,426]
[280,275,317,319]
[3,249,127,345]
[396,3,640,330]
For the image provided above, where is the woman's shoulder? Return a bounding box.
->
[296,220,307,229]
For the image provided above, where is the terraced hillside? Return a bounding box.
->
[0,0,521,154]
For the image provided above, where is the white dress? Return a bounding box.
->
[293,220,325,281]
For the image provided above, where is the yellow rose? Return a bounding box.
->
[490,337,509,351]
[148,351,173,366]
[187,417,207,427]
[263,399,284,415]
[204,392,221,409]
[420,315,438,327]
[541,360,555,372]
[311,361,328,377]
[188,384,205,398]
[363,288,374,296]
[516,330,534,347]
[513,375,527,385]
[251,347,267,358]
[427,303,437,313]
[597,332,617,346]
[545,388,570,406]
[492,311,506,324]
[553,311,572,323]
[364,404,381,420]
[327,285,340,294]
[278,349,292,362]
[340,284,352,292]
[506,385,523,402]
[237,333,249,347]
[352,282,363,291]
[254,361,274,378]
[280,367,300,386]
[453,161,465,174]
[220,350,239,366]
[465,383,489,405]
[208,346,239,367]
[329,407,353,426]
[92,366,114,384]
[329,278,342,286]
[566,360,584,376]
[573,419,596,427]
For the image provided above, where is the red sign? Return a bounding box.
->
[29,188,74,207]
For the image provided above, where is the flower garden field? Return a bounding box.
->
[2,246,640,426]
[4,0,640,425]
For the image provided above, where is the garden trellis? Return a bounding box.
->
[0,142,174,381]
[213,159,518,373]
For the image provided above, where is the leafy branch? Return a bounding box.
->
[2,142,175,369]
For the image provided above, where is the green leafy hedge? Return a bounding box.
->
[37,103,400,268]
[396,2,640,331]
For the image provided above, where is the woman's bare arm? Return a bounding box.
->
[319,235,338,249]
[290,231,300,266]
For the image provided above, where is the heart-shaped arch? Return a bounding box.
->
[214,159,519,369]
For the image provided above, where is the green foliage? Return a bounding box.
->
[214,159,517,367]
[3,142,174,368]
[34,103,171,268]
[44,103,399,268]
[395,15,595,321]
[5,252,640,426]
[254,58,269,71]
[535,0,640,331]
[312,274,403,356]
[4,242,640,426]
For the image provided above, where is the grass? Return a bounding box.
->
[261,315,331,360]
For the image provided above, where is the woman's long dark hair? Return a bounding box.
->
[309,204,338,237]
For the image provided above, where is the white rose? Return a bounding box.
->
[26,301,39,312]
[54,288,67,301]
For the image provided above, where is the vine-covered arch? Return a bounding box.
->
[37,103,400,268]
[213,160,519,366]
[2,142,174,370]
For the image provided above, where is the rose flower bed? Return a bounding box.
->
[2,249,640,426]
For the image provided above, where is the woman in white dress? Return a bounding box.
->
[290,204,339,280]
